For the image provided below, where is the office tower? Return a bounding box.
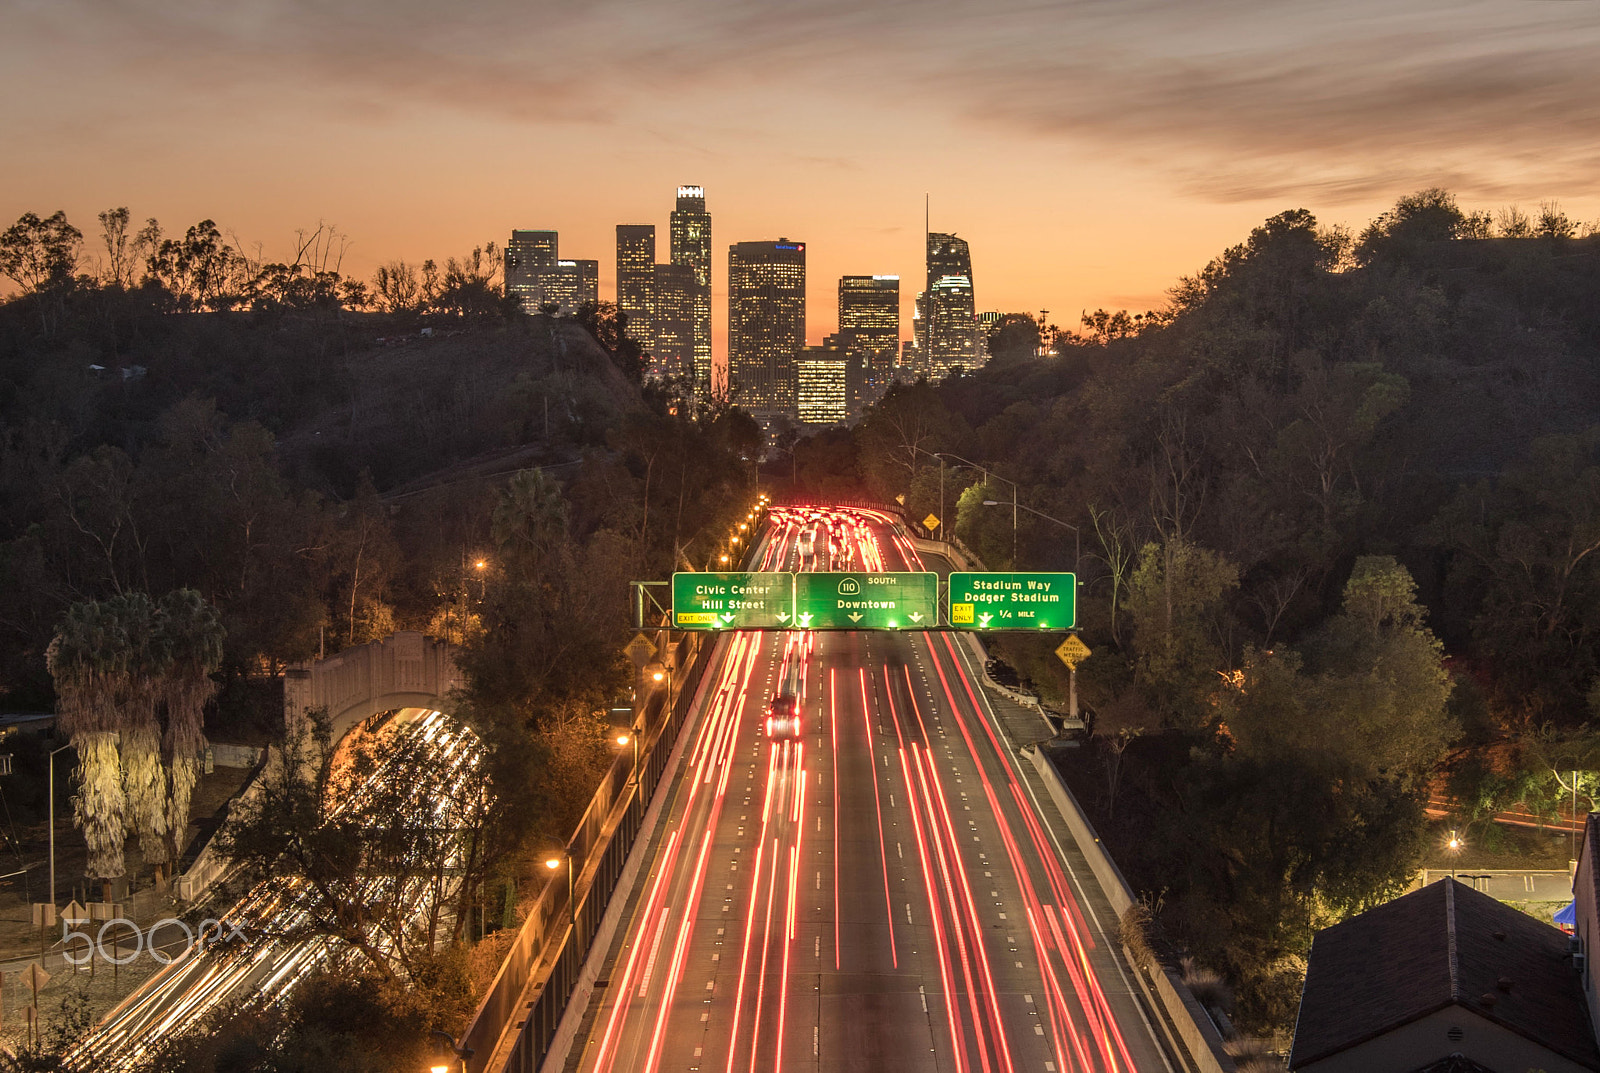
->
[539,259,600,314]
[838,275,899,388]
[795,338,850,425]
[925,232,980,375]
[652,262,696,380]
[616,224,656,353]
[505,230,560,313]
[669,187,713,389]
[571,260,599,307]
[975,310,1002,361]
[728,239,806,417]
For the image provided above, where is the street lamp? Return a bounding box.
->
[936,451,1018,562]
[429,1029,473,1072]
[545,850,576,920]
[981,500,1080,576]
[47,742,73,907]
[1446,829,1464,879]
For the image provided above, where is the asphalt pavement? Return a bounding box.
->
[571,509,1175,1073]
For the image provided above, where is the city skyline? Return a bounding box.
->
[10,2,1596,380]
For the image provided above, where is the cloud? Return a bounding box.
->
[7,0,1599,203]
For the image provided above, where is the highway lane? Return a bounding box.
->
[574,508,1173,1073]
[68,710,484,1071]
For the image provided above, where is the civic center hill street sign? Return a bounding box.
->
[671,572,795,629]
[947,572,1076,630]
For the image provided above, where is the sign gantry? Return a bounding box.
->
[668,570,1076,631]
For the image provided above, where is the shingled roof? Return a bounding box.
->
[1289,877,1600,1071]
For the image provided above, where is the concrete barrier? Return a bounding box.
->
[1025,745,1236,1073]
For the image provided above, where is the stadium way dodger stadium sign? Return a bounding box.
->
[948,572,1076,630]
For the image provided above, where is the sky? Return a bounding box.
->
[5,0,1599,379]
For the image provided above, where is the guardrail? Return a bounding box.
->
[460,632,713,1072]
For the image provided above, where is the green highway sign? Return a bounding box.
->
[793,571,938,630]
[671,572,795,629]
[948,572,1076,630]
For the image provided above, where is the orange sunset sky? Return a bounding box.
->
[4,0,1598,380]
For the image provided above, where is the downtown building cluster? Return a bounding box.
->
[507,187,992,429]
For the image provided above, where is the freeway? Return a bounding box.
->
[67,709,484,1071]
[573,508,1175,1073]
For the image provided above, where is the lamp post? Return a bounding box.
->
[545,849,576,921]
[1447,830,1463,879]
[937,451,1018,564]
[47,742,73,908]
[429,1029,474,1072]
[981,499,1080,576]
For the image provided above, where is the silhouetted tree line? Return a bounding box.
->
[0,205,761,1063]
[823,189,1600,1030]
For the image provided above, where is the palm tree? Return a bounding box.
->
[158,589,225,871]
[47,600,130,897]
[110,593,172,879]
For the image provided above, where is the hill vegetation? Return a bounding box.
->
[820,189,1600,1030]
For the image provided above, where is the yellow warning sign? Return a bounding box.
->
[924,514,941,531]
[1055,634,1091,669]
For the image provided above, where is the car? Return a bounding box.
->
[765,694,802,739]
[766,652,805,739]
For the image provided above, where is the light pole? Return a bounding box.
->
[1447,830,1463,879]
[429,1029,474,1072]
[981,499,1080,576]
[47,742,73,907]
[937,451,1018,564]
[545,849,575,920]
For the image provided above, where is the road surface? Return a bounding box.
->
[573,507,1176,1073]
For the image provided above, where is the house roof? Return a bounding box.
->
[1289,877,1600,1071]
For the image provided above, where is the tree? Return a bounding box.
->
[46,600,130,892]
[1126,538,1238,724]
[158,589,224,869]
[985,314,1042,364]
[371,260,423,313]
[0,210,81,293]
[96,207,137,288]
[111,592,172,875]
[1356,188,1467,264]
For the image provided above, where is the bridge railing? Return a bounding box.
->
[460,632,714,1072]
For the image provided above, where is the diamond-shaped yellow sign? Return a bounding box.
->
[923,514,941,531]
[624,632,656,664]
[1055,634,1091,669]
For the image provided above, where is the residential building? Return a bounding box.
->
[617,224,656,353]
[669,186,713,390]
[728,239,806,418]
[1289,877,1600,1073]
[838,275,899,389]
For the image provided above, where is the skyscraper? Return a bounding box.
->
[616,224,656,353]
[652,262,696,381]
[505,230,560,313]
[838,275,899,389]
[795,339,850,425]
[925,232,979,375]
[728,239,806,418]
[669,187,713,391]
[540,259,599,313]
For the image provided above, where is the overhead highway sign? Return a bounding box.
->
[948,572,1076,630]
